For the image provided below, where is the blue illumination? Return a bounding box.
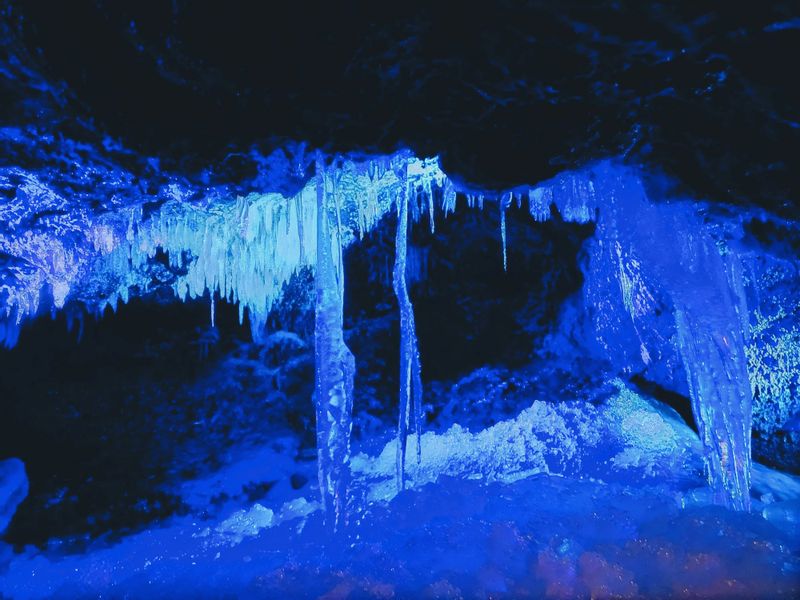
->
[2,117,800,599]
[2,4,800,595]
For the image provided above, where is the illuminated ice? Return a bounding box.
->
[2,140,797,514]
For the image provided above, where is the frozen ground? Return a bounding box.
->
[1,377,798,599]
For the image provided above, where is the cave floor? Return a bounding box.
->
[2,395,799,599]
[2,469,798,599]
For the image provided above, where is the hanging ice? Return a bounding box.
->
[0,143,772,513]
[573,168,754,510]
[312,157,356,529]
[392,158,424,490]
[498,163,755,510]
[500,195,508,272]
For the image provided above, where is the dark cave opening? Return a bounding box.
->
[0,202,592,549]
[0,296,249,548]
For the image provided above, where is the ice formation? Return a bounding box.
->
[313,156,356,529]
[2,139,796,515]
[391,162,424,490]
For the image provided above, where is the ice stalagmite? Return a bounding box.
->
[393,160,424,490]
[313,157,356,529]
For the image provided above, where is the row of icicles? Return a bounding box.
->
[4,152,758,522]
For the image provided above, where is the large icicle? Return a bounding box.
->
[500,194,508,272]
[667,237,753,511]
[313,156,356,529]
[393,159,424,490]
[586,170,754,510]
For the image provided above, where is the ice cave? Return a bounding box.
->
[1,1,799,598]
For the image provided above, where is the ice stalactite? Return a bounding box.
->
[210,292,216,328]
[515,164,754,509]
[427,183,436,234]
[666,237,753,511]
[392,160,424,490]
[0,307,21,349]
[313,156,356,529]
[584,171,754,510]
[1,145,767,512]
[500,194,509,272]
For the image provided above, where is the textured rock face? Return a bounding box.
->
[6,1,799,217]
[0,458,28,535]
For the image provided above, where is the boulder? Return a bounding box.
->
[0,458,28,535]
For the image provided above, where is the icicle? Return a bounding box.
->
[313,154,356,530]
[0,314,20,349]
[500,195,508,272]
[593,171,754,510]
[665,229,753,511]
[285,196,291,235]
[426,179,435,234]
[528,187,551,222]
[331,160,345,302]
[295,194,306,265]
[393,160,424,490]
[442,180,457,216]
[210,292,216,328]
[674,304,752,511]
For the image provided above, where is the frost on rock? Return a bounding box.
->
[352,377,708,504]
[202,497,320,547]
[743,256,800,435]
[0,458,29,535]
[211,503,275,545]
[351,399,600,503]
[603,379,701,479]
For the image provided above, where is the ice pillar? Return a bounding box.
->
[393,161,424,490]
[598,174,753,510]
[670,239,753,511]
[313,157,356,529]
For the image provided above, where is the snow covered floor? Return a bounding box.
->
[2,475,798,598]
[1,380,799,598]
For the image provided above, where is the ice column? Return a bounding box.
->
[313,157,356,529]
[596,172,753,510]
[670,240,753,511]
[393,160,424,490]
[500,194,509,272]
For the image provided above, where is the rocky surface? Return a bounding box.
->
[0,458,28,535]
[2,1,799,216]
